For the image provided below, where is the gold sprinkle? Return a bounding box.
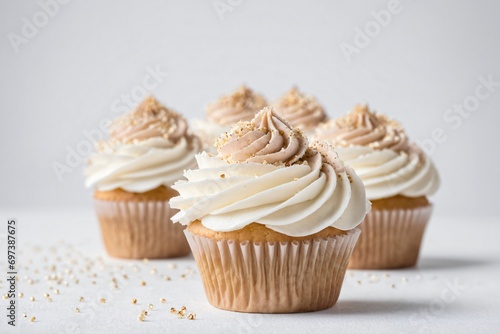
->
[140,281,146,286]
[30,296,35,302]
[18,292,24,298]
[54,289,59,295]
[170,307,176,314]
[47,297,53,302]
[180,306,187,311]
[138,314,145,322]
[23,313,27,318]
[75,308,80,313]
[160,298,166,303]
[187,313,196,320]
[79,296,84,302]
[391,284,397,289]
[178,309,186,317]
[164,275,171,281]
[44,293,50,298]
[132,298,137,304]
[150,268,157,275]
[141,310,148,316]
[100,298,106,303]
[123,274,128,279]
[148,304,154,310]
[30,316,36,322]
[2,294,7,299]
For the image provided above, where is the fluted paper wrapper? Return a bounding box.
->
[94,199,190,259]
[348,205,433,269]
[185,228,361,313]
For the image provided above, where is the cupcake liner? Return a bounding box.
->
[348,205,433,270]
[185,228,361,313]
[94,199,190,259]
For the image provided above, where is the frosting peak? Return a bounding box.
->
[108,96,190,145]
[273,87,327,130]
[215,107,308,166]
[206,85,268,126]
[316,104,410,152]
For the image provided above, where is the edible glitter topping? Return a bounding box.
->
[206,85,268,126]
[273,87,327,130]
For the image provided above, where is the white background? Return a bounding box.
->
[1,2,500,333]
[1,0,499,218]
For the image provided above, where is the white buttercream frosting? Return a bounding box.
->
[85,96,200,192]
[170,107,370,237]
[315,104,440,200]
[189,118,229,152]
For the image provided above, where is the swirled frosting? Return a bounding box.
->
[85,96,200,192]
[206,85,268,126]
[315,104,439,200]
[215,107,308,166]
[273,87,327,131]
[170,107,370,237]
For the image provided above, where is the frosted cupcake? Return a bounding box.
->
[315,104,440,269]
[273,87,327,135]
[170,107,370,313]
[85,96,201,259]
[191,85,267,150]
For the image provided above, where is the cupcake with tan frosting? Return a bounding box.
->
[85,96,201,259]
[315,104,440,269]
[273,87,327,134]
[170,107,370,313]
[191,85,268,150]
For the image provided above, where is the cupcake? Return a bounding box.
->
[85,96,201,259]
[273,87,327,135]
[170,107,370,313]
[191,85,267,150]
[315,104,440,269]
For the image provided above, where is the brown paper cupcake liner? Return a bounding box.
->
[94,199,190,259]
[185,228,361,313]
[348,205,433,269]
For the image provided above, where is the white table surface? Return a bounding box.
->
[1,209,499,334]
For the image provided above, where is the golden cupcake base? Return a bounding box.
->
[348,199,433,270]
[185,222,360,313]
[93,186,190,259]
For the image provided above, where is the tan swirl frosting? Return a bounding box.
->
[206,85,268,126]
[215,107,308,166]
[109,96,190,145]
[315,104,439,200]
[315,104,410,152]
[273,87,327,131]
[85,96,200,192]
